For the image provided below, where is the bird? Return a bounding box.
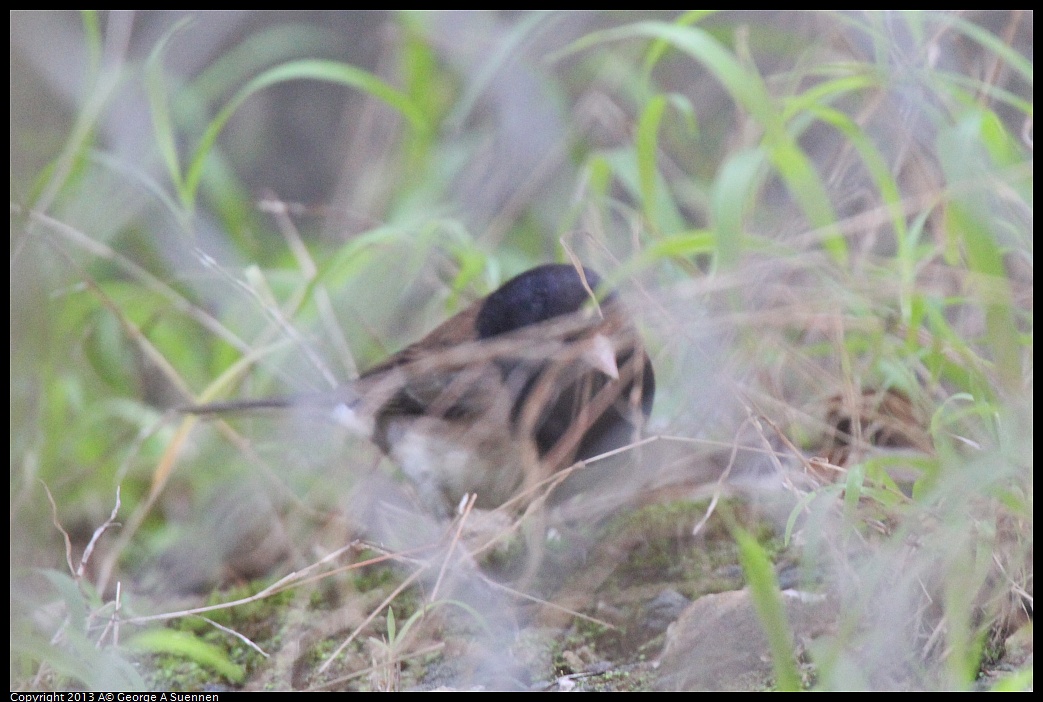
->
[182,263,655,517]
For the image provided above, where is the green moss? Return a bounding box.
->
[601,499,780,596]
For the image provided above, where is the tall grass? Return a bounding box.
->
[11,10,1031,691]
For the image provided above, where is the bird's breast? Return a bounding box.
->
[380,414,535,516]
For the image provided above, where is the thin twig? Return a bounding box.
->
[201,616,270,658]
[428,494,478,603]
[40,480,75,577]
[78,486,121,579]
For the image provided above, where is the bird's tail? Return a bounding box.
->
[177,396,303,415]
[178,385,366,414]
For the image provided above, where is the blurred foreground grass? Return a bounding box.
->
[11,10,1031,691]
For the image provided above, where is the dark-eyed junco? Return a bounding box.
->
[183,264,655,516]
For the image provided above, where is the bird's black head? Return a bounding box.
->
[475,264,612,339]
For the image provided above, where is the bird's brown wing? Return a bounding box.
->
[358,300,482,377]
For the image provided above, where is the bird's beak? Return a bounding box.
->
[583,334,619,380]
